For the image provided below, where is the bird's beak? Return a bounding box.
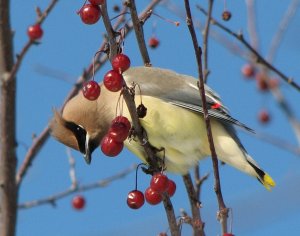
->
[84,133,92,164]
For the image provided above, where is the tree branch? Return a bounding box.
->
[182,174,204,236]
[18,165,136,209]
[245,0,259,51]
[126,0,151,66]
[0,0,18,234]
[184,0,228,234]
[197,5,300,92]
[202,0,213,83]
[267,0,300,63]
[9,0,59,83]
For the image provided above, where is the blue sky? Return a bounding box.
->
[11,0,300,235]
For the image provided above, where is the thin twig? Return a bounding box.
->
[162,193,180,236]
[18,165,136,209]
[163,1,248,61]
[9,0,59,82]
[245,0,259,51]
[267,0,300,63]
[127,0,151,66]
[184,1,228,234]
[270,88,300,146]
[182,174,204,236]
[194,165,201,200]
[202,0,213,83]
[100,1,119,59]
[249,129,300,156]
[261,0,300,145]
[67,148,78,188]
[197,5,300,92]
[194,165,209,200]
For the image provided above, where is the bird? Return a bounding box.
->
[50,66,275,190]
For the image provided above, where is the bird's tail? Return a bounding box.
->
[247,159,276,191]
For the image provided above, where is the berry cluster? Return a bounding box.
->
[240,63,279,124]
[81,53,130,101]
[101,116,131,157]
[81,53,131,156]
[127,172,176,210]
[99,53,131,156]
[78,0,104,25]
[241,63,279,92]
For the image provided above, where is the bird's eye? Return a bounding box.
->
[64,121,87,154]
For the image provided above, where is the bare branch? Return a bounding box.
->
[182,174,204,236]
[184,0,228,234]
[9,0,59,83]
[194,165,209,200]
[267,0,300,63]
[18,165,136,209]
[197,5,300,92]
[250,129,300,156]
[67,148,78,188]
[245,0,259,51]
[127,0,151,66]
[100,1,119,59]
[202,0,213,83]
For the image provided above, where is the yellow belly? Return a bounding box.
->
[124,96,211,174]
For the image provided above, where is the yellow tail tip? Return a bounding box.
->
[263,173,276,191]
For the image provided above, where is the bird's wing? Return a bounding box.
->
[123,66,253,132]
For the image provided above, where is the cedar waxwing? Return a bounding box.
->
[50,67,275,190]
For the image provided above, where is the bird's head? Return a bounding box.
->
[50,87,113,164]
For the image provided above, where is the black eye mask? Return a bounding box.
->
[64,121,87,154]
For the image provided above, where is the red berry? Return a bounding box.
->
[148,37,160,48]
[127,190,145,209]
[222,10,232,21]
[108,121,130,142]
[112,54,131,73]
[256,73,269,91]
[82,80,101,100]
[158,233,168,236]
[103,70,124,92]
[166,179,176,197]
[79,4,101,25]
[241,64,255,78]
[150,173,169,193]
[144,187,162,205]
[112,116,131,131]
[258,109,271,124]
[101,135,124,157]
[88,0,105,5]
[72,195,86,210]
[27,24,43,40]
